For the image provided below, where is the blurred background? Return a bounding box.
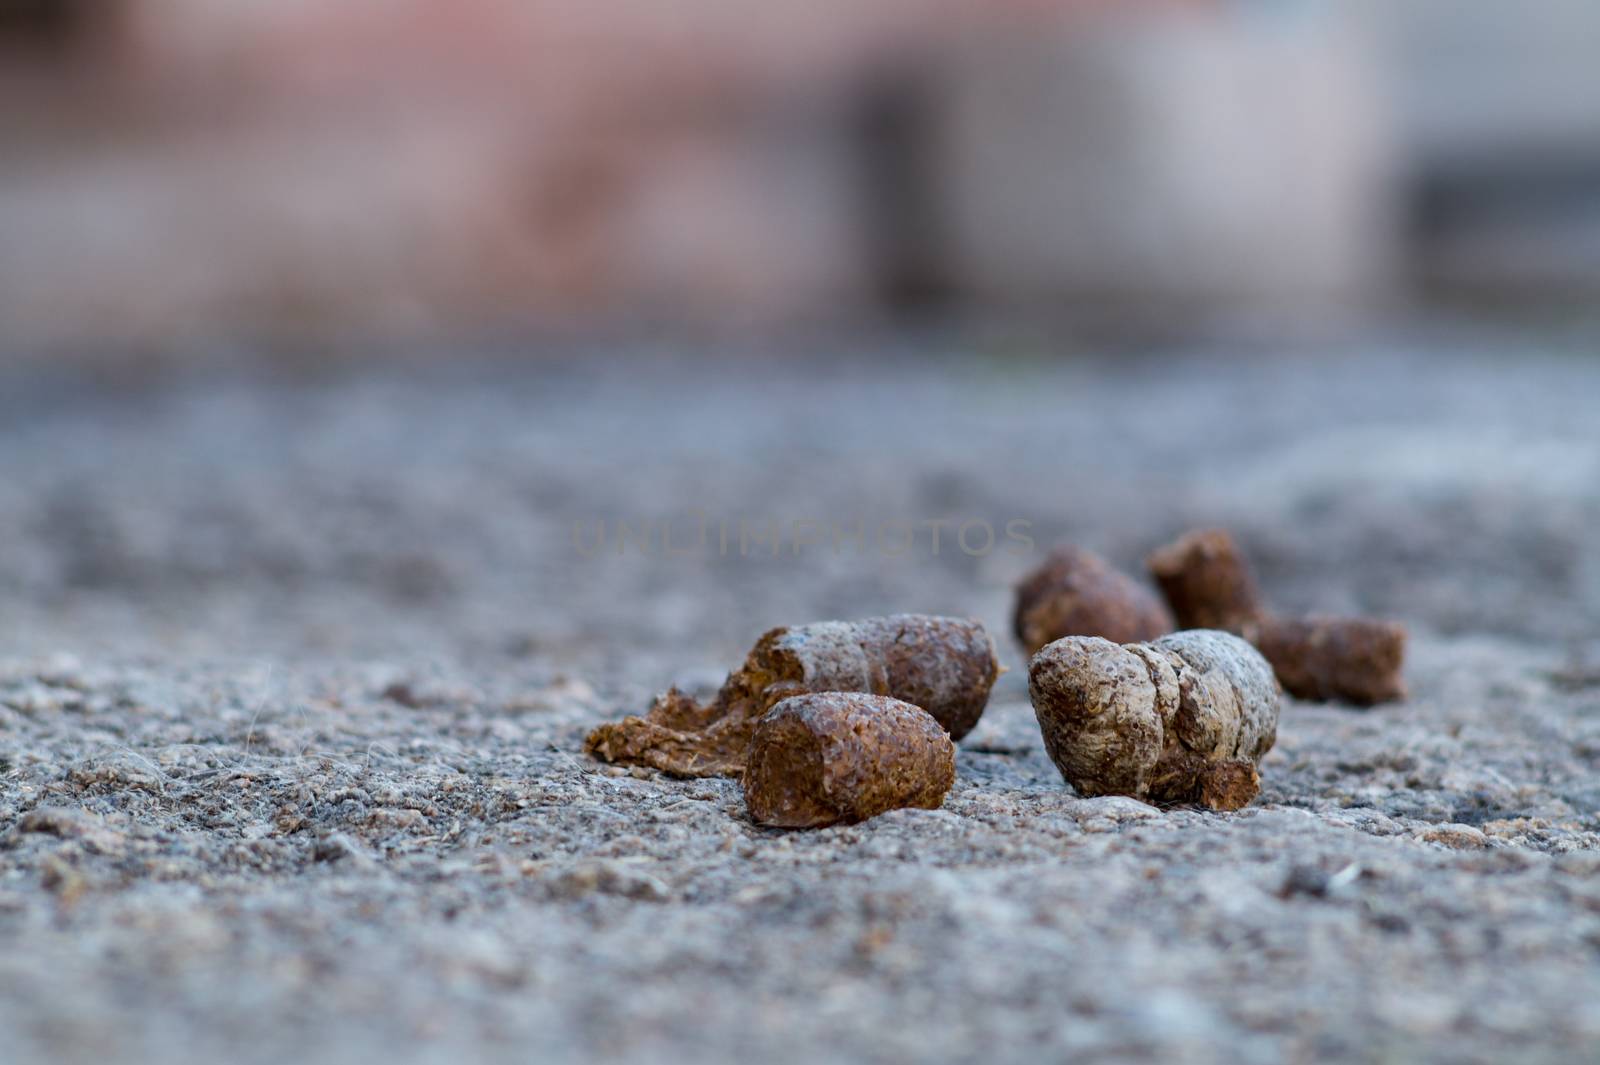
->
[5,0,1600,355]
[2,0,1599,671]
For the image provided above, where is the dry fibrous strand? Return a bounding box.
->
[1028,630,1279,811]
[584,614,1001,778]
[1146,528,1407,706]
[1254,615,1407,706]
[742,692,957,828]
[1013,544,1174,655]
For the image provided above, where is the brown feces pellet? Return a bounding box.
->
[1145,528,1267,634]
[584,614,1000,778]
[1028,630,1279,811]
[1146,527,1407,706]
[1012,544,1174,655]
[742,692,956,828]
[1254,615,1407,705]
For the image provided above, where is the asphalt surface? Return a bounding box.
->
[2,334,1599,1064]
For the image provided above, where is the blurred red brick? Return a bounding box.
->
[4,0,1401,348]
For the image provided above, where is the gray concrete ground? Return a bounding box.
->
[2,334,1599,1064]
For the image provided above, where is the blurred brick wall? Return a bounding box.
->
[3,0,1248,348]
[16,1,1594,349]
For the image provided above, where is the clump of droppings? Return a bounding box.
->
[1254,615,1407,705]
[1147,528,1407,706]
[1146,528,1266,634]
[584,614,1000,777]
[1028,630,1280,811]
[742,692,956,828]
[1013,544,1174,654]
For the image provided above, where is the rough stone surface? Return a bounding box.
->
[2,341,1600,1064]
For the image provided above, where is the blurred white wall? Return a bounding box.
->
[1367,0,1600,167]
[930,5,1396,316]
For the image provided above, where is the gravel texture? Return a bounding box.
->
[3,336,1600,1064]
